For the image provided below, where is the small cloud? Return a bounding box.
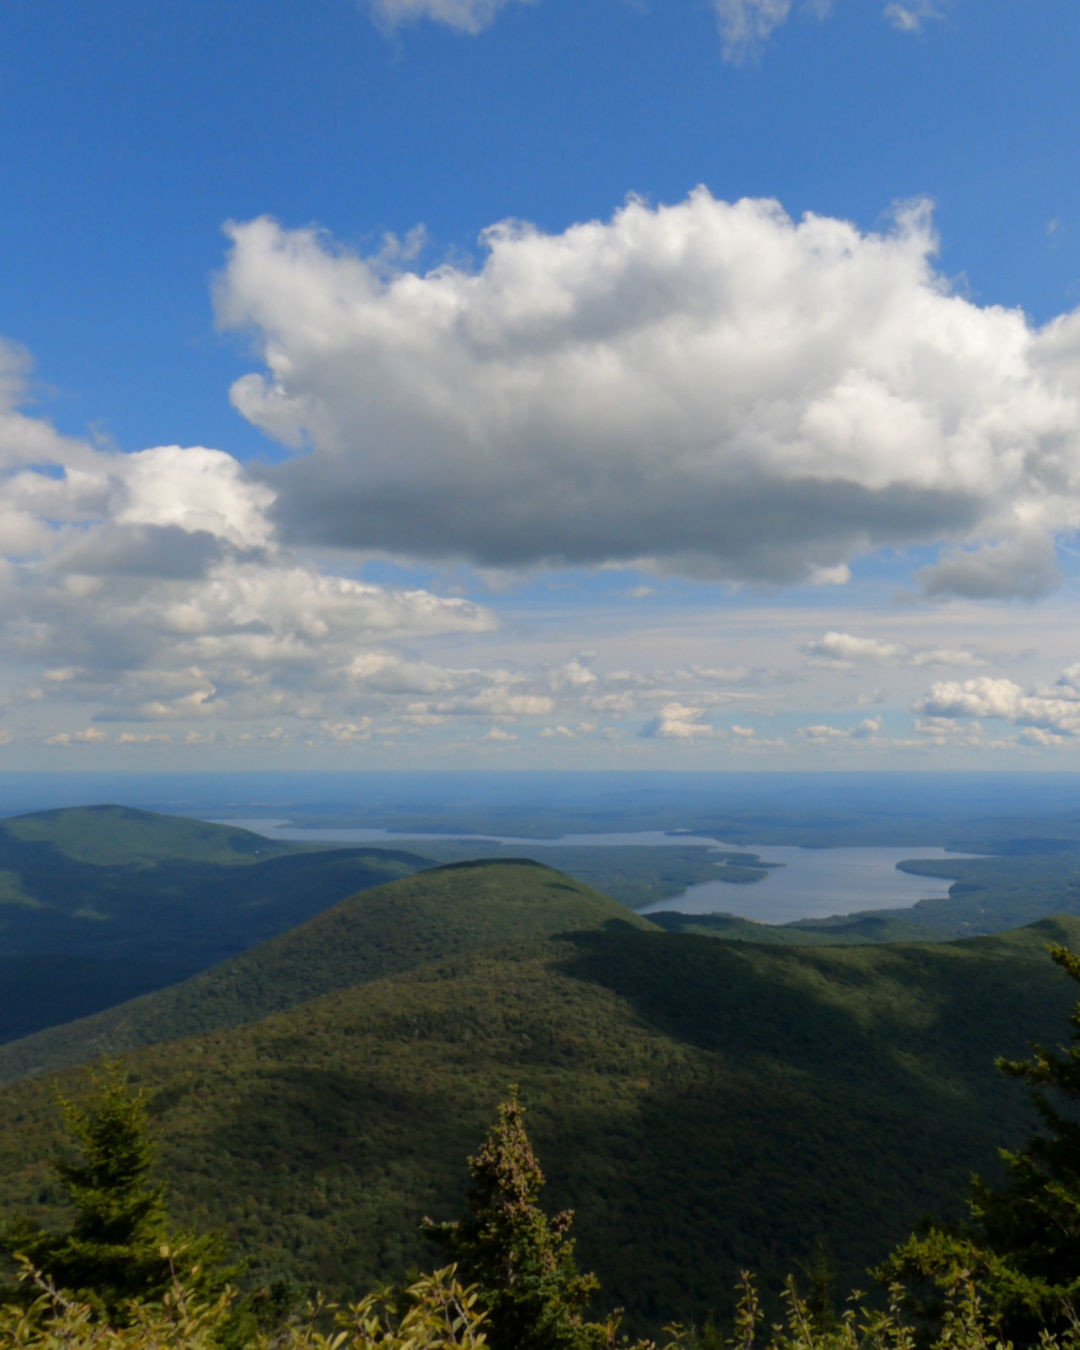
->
[797,717,882,744]
[401,707,450,727]
[45,728,109,746]
[1021,727,1067,748]
[797,723,848,743]
[546,657,597,693]
[805,631,988,671]
[808,563,851,586]
[917,535,1059,601]
[42,666,85,684]
[909,648,987,669]
[711,0,833,64]
[882,0,943,33]
[639,702,715,740]
[366,0,522,35]
[711,0,792,63]
[321,718,373,743]
[729,723,786,750]
[803,631,904,667]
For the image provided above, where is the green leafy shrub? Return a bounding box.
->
[0,1258,489,1349]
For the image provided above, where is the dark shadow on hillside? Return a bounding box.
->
[182,1023,1037,1331]
[0,845,432,1045]
[552,921,1076,1094]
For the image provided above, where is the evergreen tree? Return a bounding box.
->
[882,942,1080,1339]
[0,1061,227,1321]
[795,1237,838,1335]
[424,1091,610,1350]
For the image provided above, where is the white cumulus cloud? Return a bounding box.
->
[639,701,717,740]
[803,631,988,669]
[0,342,498,741]
[915,669,1080,736]
[804,632,905,665]
[218,192,1080,596]
[797,716,882,743]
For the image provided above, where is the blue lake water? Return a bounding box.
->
[221,820,978,925]
[636,844,978,923]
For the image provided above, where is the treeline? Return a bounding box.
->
[5,945,1080,1349]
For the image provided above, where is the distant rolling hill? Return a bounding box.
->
[0,859,652,1083]
[0,854,1077,1330]
[0,805,431,1043]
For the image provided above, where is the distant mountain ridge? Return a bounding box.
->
[0,805,432,1044]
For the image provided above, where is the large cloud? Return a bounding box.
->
[914,667,1080,736]
[218,192,1080,594]
[0,346,498,740]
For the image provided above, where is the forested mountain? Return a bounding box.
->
[0,853,1076,1328]
[0,861,651,1084]
[0,806,429,1043]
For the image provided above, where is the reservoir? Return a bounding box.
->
[220,820,977,925]
[636,844,976,922]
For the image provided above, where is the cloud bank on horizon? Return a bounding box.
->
[220,191,1080,601]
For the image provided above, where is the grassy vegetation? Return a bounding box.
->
[1,856,1077,1333]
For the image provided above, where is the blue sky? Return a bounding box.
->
[3,0,1080,769]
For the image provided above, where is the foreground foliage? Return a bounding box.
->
[6,986,1080,1349]
[882,941,1080,1341]
[0,1260,491,1349]
[0,1064,226,1322]
[3,907,1076,1322]
[425,1091,609,1350]
[6,1260,1080,1350]
[7,922,1080,1346]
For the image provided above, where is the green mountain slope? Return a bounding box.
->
[0,804,301,870]
[0,806,431,1044]
[0,860,652,1083]
[0,868,1076,1330]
